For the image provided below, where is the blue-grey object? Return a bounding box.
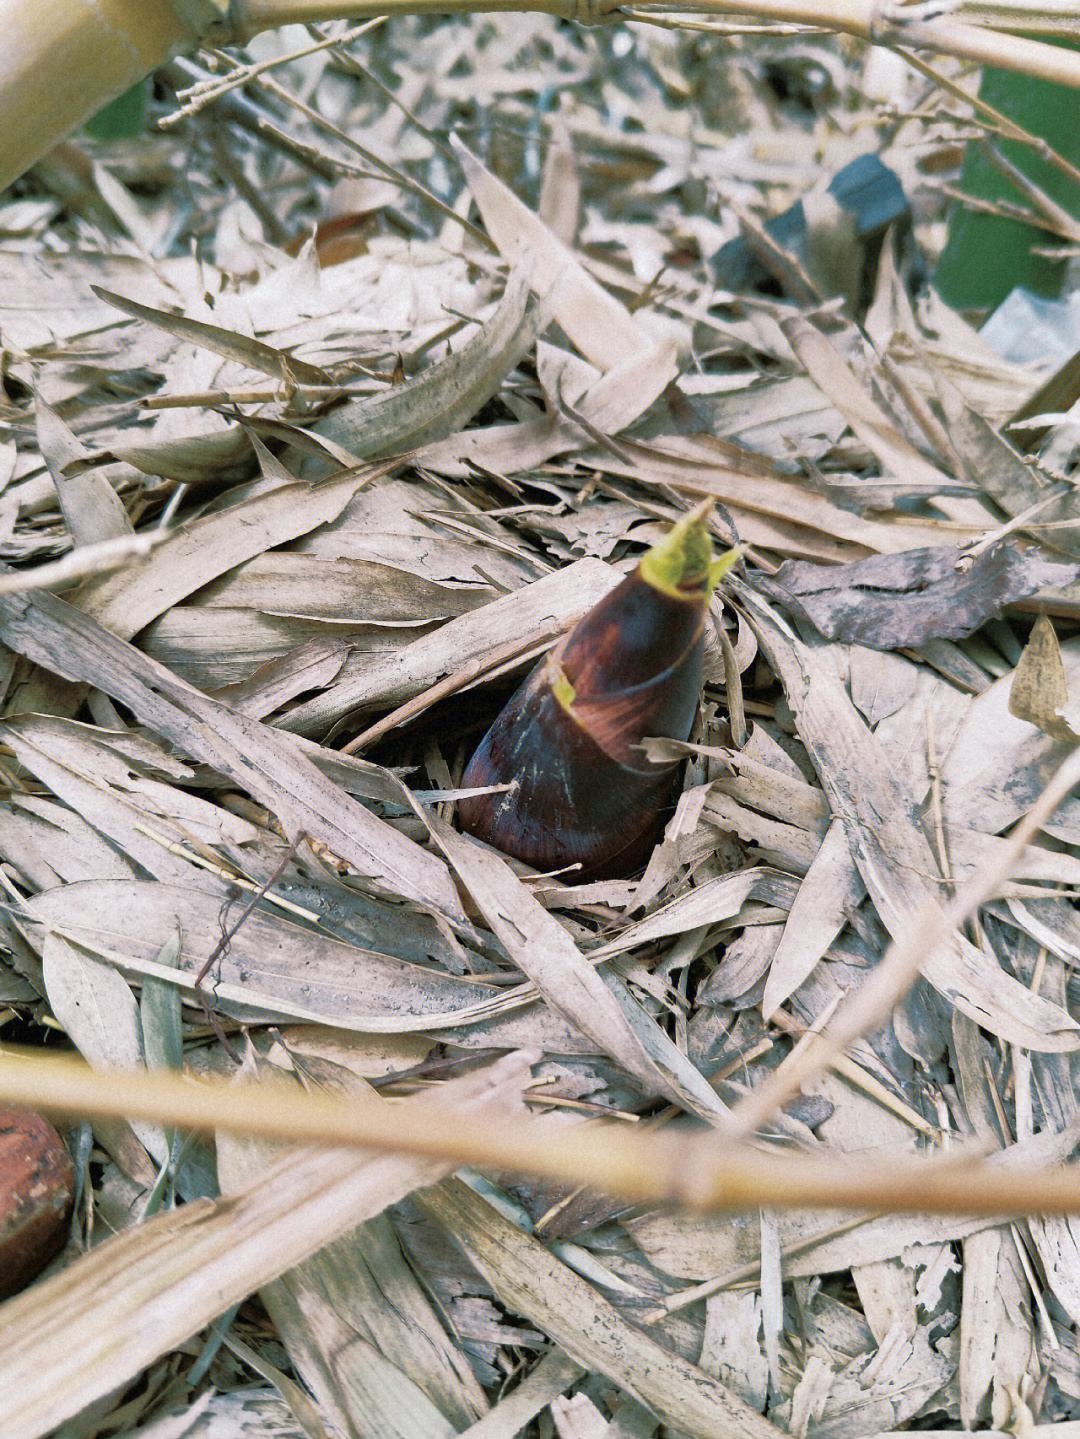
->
[715,152,909,299]
[979,286,1080,367]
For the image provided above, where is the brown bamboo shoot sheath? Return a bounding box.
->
[0,0,194,192]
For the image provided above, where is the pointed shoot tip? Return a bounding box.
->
[640,502,737,598]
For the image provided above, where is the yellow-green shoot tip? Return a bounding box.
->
[640,502,737,598]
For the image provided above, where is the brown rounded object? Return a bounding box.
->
[0,1108,75,1298]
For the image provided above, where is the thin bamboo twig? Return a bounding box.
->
[4,0,1080,197]
[896,46,1080,195]
[722,740,1080,1144]
[3,1043,1080,1217]
[159,18,382,124]
[0,531,170,595]
[232,0,1080,90]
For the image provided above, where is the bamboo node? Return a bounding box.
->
[869,0,958,42]
[165,0,235,42]
[564,0,624,25]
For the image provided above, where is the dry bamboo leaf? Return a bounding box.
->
[33,392,132,545]
[422,1177,783,1439]
[451,137,669,374]
[940,633,1080,841]
[787,1325,953,1435]
[224,1216,464,1438]
[702,1291,769,1412]
[626,1207,992,1288]
[89,424,255,485]
[194,551,492,624]
[281,555,617,737]
[219,1108,485,1435]
[936,380,1080,560]
[959,1226,1003,1429]
[780,317,961,498]
[294,475,541,588]
[0,800,126,891]
[0,583,465,923]
[1027,1211,1080,1328]
[0,1053,536,1439]
[42,931,167,1168]
[861,650,970,805]
[23,880,520,1032]
[454,1350,585,1439]
[426,817,728,1124]
[0,250,182,353]
[742,588,1080,1051]
[314,264,549,458]
[762,818,866,1019]
[0,721,214,886]
[417,336,680,478]
[591,869,797,960]
[1008,612,1079,741]
[138,608,402,690]
[703,792,824,871]
[124,1387,307,1437]
[760,543,1080,650]
[705,751,829,832]
[211,637,350,717]
[90,284,336,387]
[588,438,965,556]
[75,468,381,639]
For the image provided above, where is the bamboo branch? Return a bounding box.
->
[3,0,1080,196]
[3,1044,1080,1218]
[232,0,1080,94]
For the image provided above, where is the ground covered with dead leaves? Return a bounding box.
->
[4,15,1080,1439]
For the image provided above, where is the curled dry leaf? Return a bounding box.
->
[1009,611,1080,741]
[759,541,1080,650]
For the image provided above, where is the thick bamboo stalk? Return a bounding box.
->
[232,0,1080,85]
[962,0,1080,35]
[0,0,199,193]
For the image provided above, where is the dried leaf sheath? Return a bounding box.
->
[459,507,734,878]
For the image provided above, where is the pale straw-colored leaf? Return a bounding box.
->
[422,1176,783,1439]
[0,580,465,923]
